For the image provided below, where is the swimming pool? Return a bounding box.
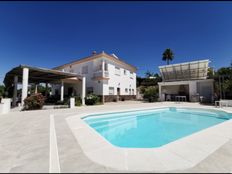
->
[83,107,232,148]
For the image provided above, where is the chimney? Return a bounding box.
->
[92,51,97,55]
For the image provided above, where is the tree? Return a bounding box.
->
[0,85,5,97]
[162,48,174,65]
[207,67,214,79]
[145,70,154,78]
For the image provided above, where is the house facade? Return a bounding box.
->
[52,51,137,102]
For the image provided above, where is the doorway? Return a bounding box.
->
[117,88,120,95]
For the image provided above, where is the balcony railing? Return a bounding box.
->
[93,70,109,79]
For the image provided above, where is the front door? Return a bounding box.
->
[117,88,120,95]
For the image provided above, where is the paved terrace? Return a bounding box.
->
[0,101,232,173]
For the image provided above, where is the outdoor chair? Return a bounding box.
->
[215,99,232,108]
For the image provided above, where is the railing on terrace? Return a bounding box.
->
[93,70,109,78]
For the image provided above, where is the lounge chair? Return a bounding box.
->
[215,99,232,108]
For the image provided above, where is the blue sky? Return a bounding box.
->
[1,2,232,84]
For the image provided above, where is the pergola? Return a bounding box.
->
[158,60,214,102]
[4,65,86,107]
[159,60,210,82]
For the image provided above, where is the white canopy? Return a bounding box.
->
[159,59,210,82]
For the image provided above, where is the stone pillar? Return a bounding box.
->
[60,81,64,101]
[13,76,18,107]
[21,68,29,105]
[81,77,86,105]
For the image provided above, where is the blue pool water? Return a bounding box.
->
[83,107,232,148]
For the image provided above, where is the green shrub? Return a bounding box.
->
[85,94,100,105]
[75,96,82,106]
[23,93,46,110]
[143,86,159,102]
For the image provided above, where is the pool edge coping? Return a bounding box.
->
[65,105,232,172]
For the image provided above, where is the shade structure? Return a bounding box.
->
[4,64,83,87]
[159,60,210,82]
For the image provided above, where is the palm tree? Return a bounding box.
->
[162,48,174,65]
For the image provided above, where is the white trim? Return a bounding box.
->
[49,114,61,173]
[66,106,232,172]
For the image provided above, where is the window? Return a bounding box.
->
[109,87,114,95]
[132,89,134,95]
[124,70,127,75]
[115,67,121,76]
[105,63,108,71]
[125,88,128,93]
[87,87,93,94]
[82,66,88,74]
[129,89,131,95]
[130,72,133,79]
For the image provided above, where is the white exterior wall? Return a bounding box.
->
[56,56,137,96]
[189,81,197,97]
[104,60,136,96]
[158,79,214,102]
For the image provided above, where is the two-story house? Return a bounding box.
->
[52,51,137,102]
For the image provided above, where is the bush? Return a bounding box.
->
[23,93,46,110]
[85,94,100,105]
[143,86,159,102]
[75,96,82,106]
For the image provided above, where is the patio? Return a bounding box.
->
[0,101,232,173]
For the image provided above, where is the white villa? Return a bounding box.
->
[4,51,137,106]
[52,51,137,102]
[158,59,214,103]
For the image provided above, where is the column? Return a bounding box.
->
[13,76,18,107]
[60,81,64,101]
[35,84,38,94]
[189,81,197,102]
[158,84,162,101]
[81,77,86,105]
[102,60,105,104]
[21,68,29,105]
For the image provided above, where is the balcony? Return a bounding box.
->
[92,70,109,80]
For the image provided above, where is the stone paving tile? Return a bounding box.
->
[0,102,232,173]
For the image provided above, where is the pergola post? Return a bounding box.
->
[35,84,38,94]
[12,76,18,107]
[81,77,86,105]
[60,81,64,101]
[21,67,29,106]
